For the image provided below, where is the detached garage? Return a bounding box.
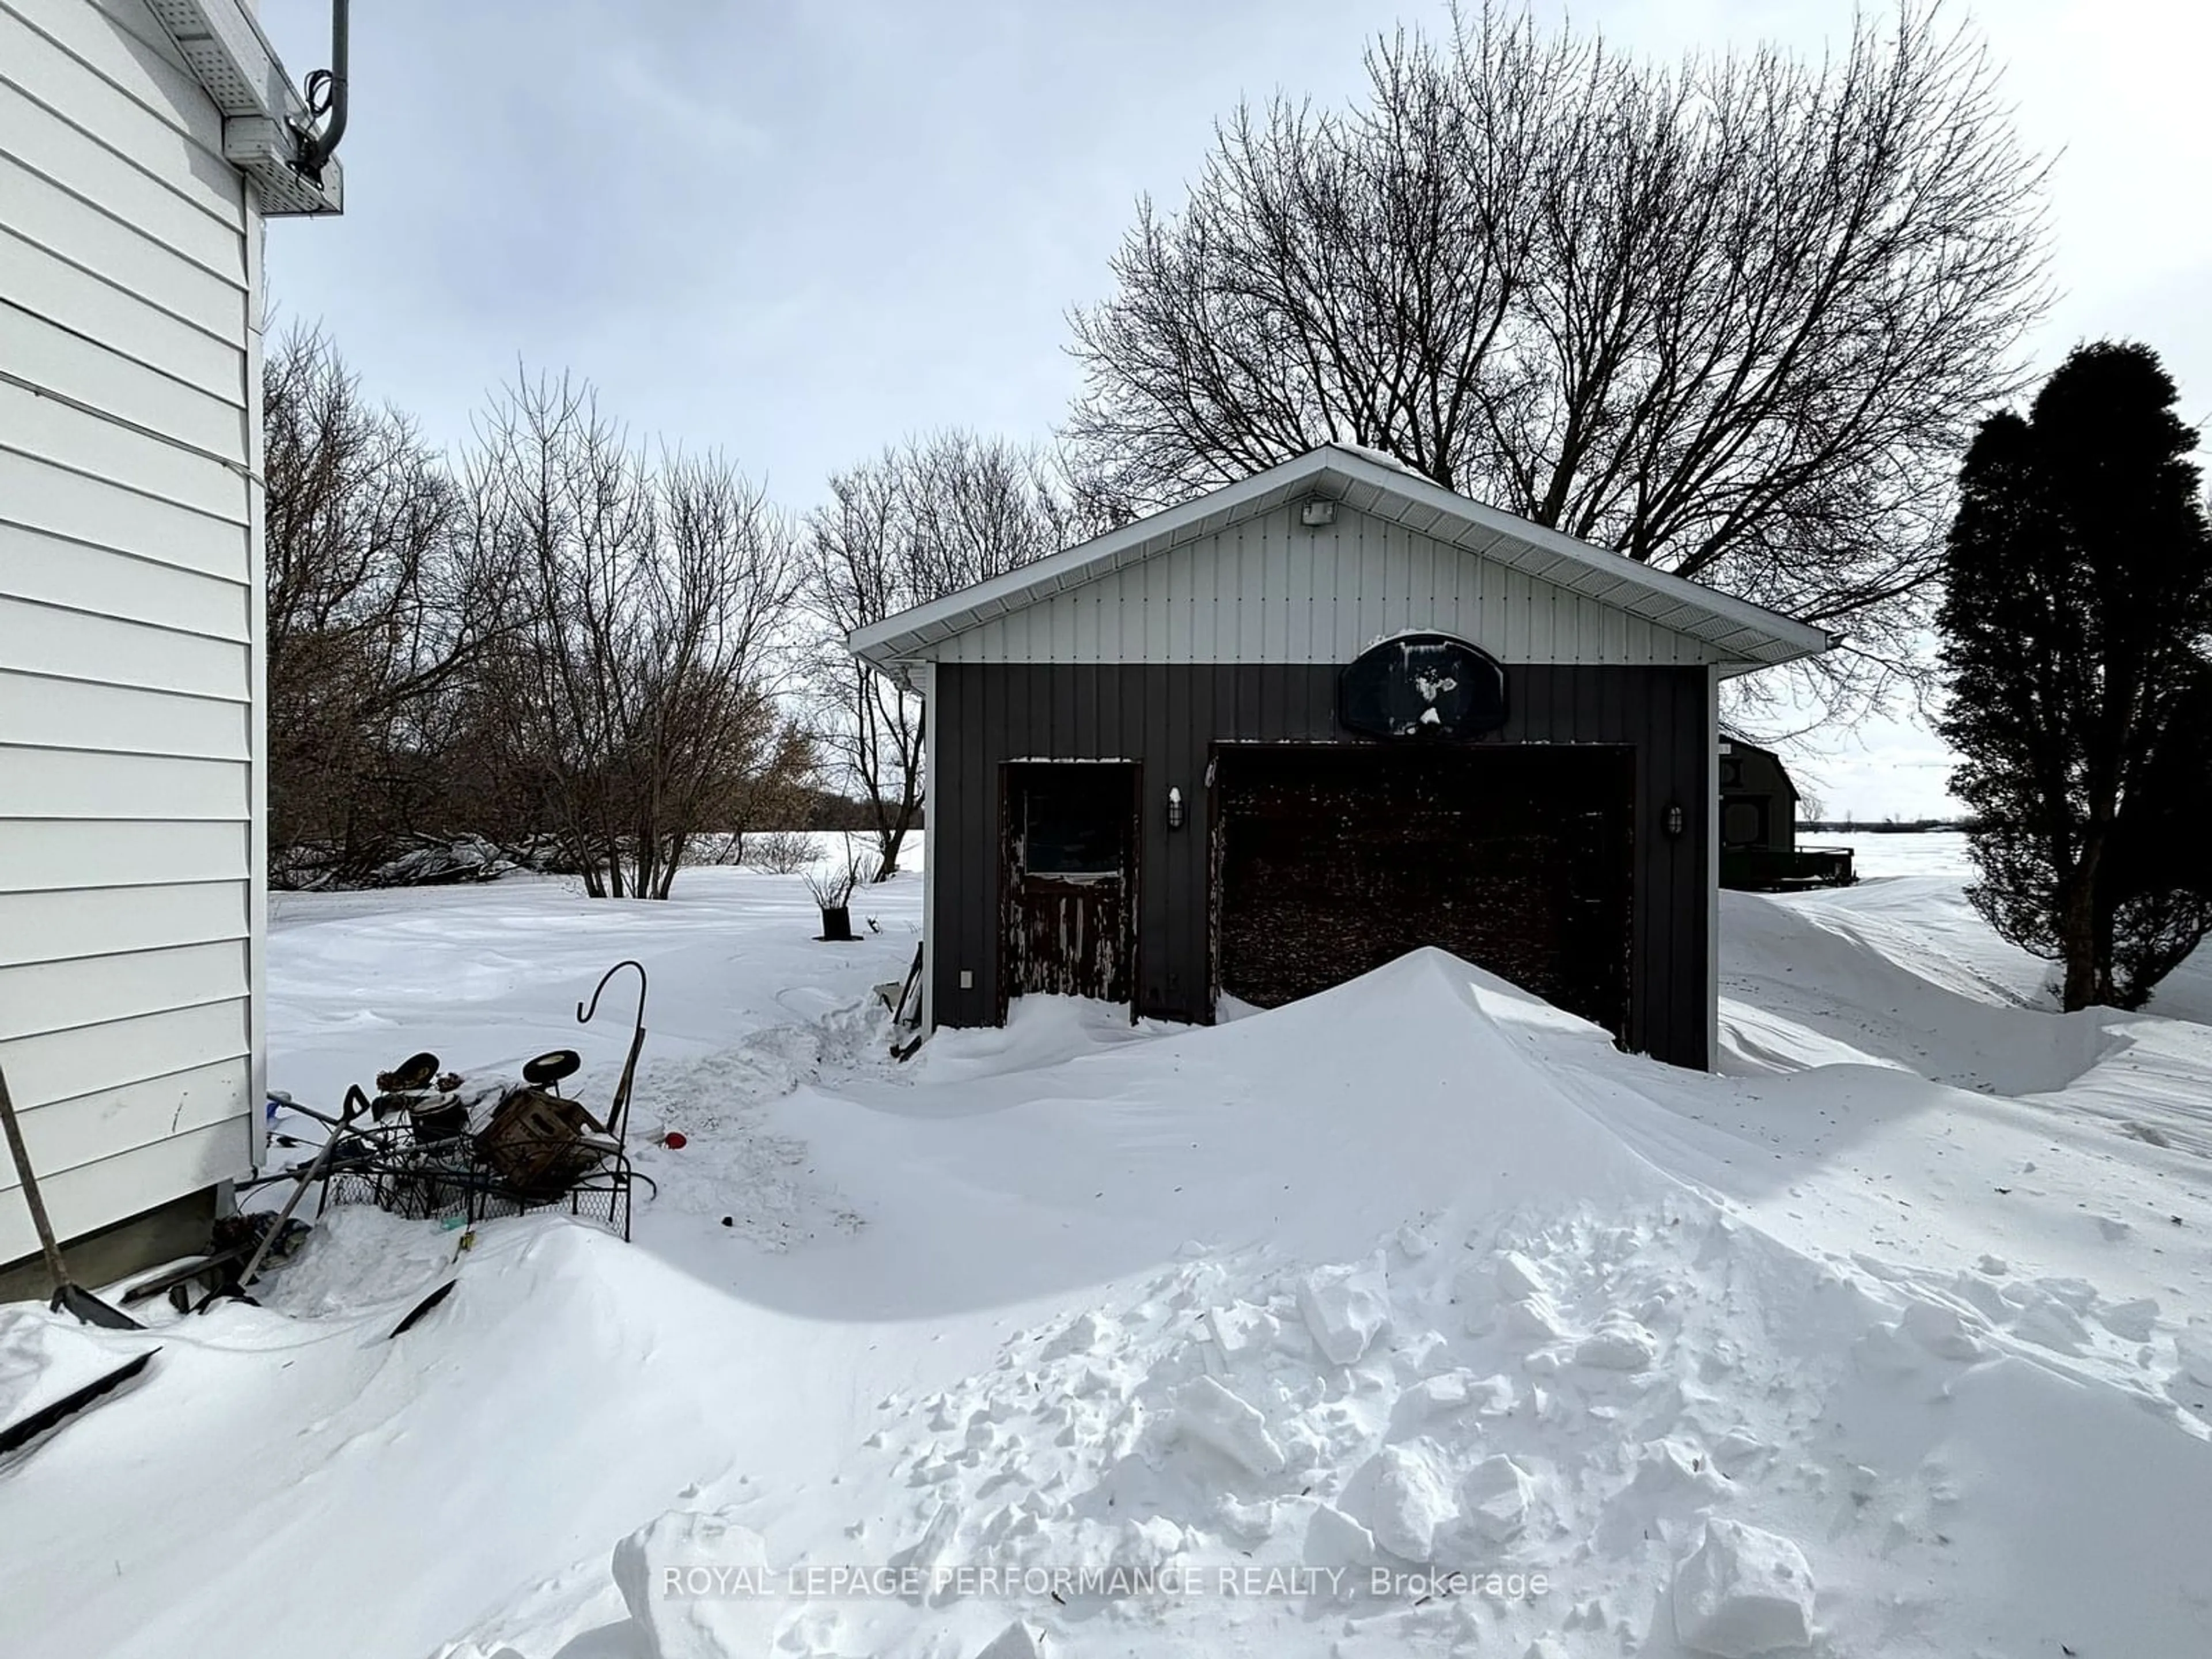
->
[849,446,1830,1069]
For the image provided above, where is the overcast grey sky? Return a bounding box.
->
[253,0,2212,820]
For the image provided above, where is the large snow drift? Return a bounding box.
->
[4,855,2211,1659]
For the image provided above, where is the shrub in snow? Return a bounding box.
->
[1672,1519,1817,1657]
[747,828,816,875]
[1297,1256,1389,1365]
[803,840,881,941]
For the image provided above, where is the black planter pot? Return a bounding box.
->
[819,904,854,942]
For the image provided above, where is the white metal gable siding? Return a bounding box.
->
[0,0,262,1265]
[931,499,1737,668]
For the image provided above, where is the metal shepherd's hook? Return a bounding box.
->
[578,960,649,1143]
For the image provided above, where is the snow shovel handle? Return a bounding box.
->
[0,1059,73,1296]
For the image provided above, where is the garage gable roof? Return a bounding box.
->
[850,445,1834,676]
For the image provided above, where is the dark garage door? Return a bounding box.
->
[1214,745,1634,1037]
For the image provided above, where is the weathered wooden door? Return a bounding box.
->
[1001,763,1138,1010]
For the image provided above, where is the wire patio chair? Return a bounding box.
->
[314,961,655,1240]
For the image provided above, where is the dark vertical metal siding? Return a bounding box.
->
[931,662,1712,1067]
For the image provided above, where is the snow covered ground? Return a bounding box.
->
[5,835,2212,1658]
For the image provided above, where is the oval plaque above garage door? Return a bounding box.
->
[1338,632,1508,740]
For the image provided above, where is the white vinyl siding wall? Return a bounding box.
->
[933,501,1736,669]
[0,0,261,1266]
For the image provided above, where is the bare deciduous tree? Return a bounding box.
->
[801,431,1067,877]
[1066,2,2050,721]
[468,373,809,899]
[263,326,516,881]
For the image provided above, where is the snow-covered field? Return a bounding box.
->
[6,835,2212,1659]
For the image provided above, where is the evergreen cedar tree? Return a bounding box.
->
[1938,342,2212,1011]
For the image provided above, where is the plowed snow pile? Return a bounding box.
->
[5,857,2211,1659]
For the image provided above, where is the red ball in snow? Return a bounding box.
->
[662,1131,687,1150]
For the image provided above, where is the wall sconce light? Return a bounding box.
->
[1664,802,1685,839]
[1166,786,1185,831]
